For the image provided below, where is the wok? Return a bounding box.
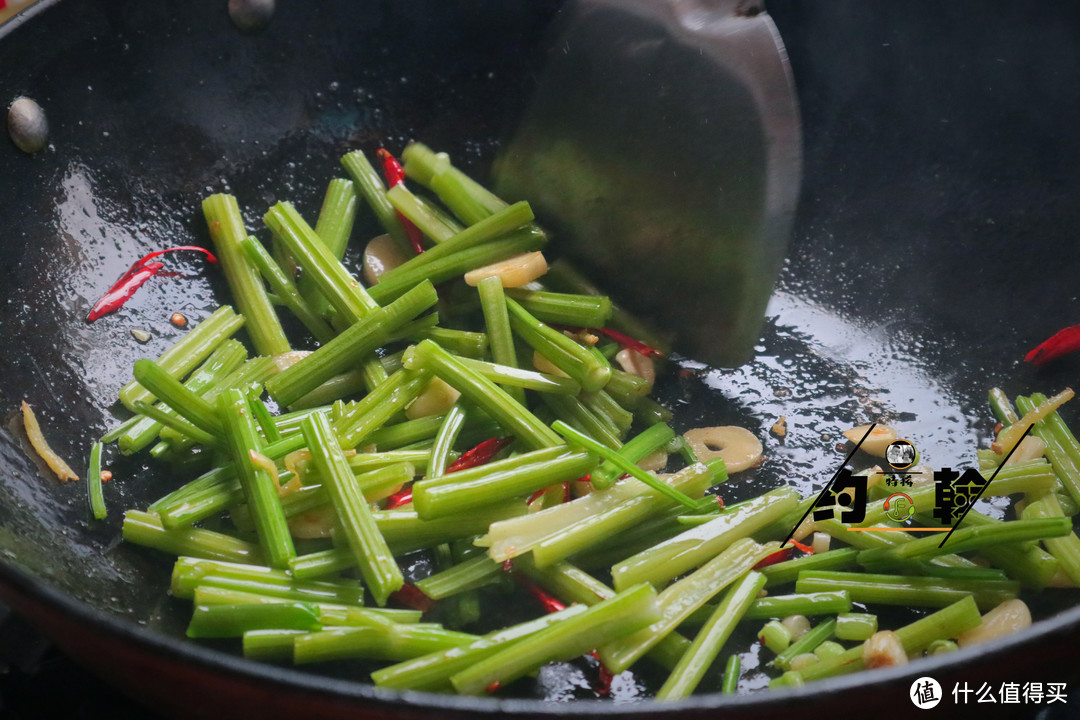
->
[1,0,1079,717]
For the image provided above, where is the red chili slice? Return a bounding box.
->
[590,650,614,696]
[590,326,665,359]
[385,486,413,510]
[402,220,425,255]
[788,538,814,555]
[550,324,664,359]
[86,262,165,322]
[753,547,794,569]
[517,577,568,614]
[527,481,573,507]
[1025,325,1080,367]
[376,147,407,187]
[513,572,612,694]
[376,148,426,255]
[445,437,514,474]
[389,582,434,613]
[86,246,218,322]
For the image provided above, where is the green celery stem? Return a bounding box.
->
[132,359,224,436]
[118,305,245,410]
[301,412,403,606]
[449,584,660,695]
[795,571,1019,611]
[656,571,766,700]
[186,602,320,638]
[86,441,106,520]
[404,339,562,449]
[218,389,295,568]
[122,510,262,564]
[341,149,413,255]
[203,195,291,355]
[477,275,525,405]
[265,281,438,408]
[240,236,336,344]
[505,297,610,392]
[263,201,378,325]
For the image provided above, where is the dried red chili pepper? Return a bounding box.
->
[389,582,434,613]
[788,538,814,555]
[512,563,613,693]
[445,436,515,474]
[753,537,813,569]
[376,148,426,256]
[86,246,218,322]
[1025,325,1080,367]
[517,577,568,614]
[753,547,794,569]
[376,147,407,187]
[527,481,572,507]
[550,323,664,359]
[590,326,665,359]
[590,650,614,696]
[385,486,413,510]
[87,261,165,322]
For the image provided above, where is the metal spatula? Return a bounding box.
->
[492,0,801,367]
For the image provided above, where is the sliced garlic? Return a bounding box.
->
[957,599,1031,647]
[8,97,48,154]
[405,377,461,419]
[1004,436,1047,466]
[363,233,409,286]
[683,426,763,473]
[464,251,548,288]
[842,424,897,457]
[811,531,831,555]
[615,348,656,387]
[287,506,336,539]
[271,350,312,373]
[532,351,570,378]
[862,630,907,669]
[781,614,811,642]
[21,401,78,482]
[637,449,668,473]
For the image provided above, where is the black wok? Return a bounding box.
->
[1,0,1079,717]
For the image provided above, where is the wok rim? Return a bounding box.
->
[1,551,1077,715]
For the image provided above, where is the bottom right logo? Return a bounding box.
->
[911,676,943,709]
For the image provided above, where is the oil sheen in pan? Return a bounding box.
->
[291,273,1001,699]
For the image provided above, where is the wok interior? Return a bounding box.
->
[1,0,1080,702]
